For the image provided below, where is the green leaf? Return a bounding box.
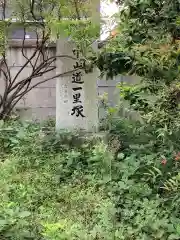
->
[0,219,8,226]
[117,153,125,160]
[0,120,4,128]
[168,234,180,240]
[176,225,180,235]
[18,211,31,218]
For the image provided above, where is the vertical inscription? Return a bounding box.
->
[71,49,85,118]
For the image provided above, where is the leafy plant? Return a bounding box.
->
[1,115,180,240]
[98,0,180,145]
[0,202,36,239]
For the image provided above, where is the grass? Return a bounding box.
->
[0,120,180,239]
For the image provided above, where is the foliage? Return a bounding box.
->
[50,19,99,56]
[1,1,180,239]
[0,0,99,119]
[95,2,180,238]
[97,0,180,137]
[0,120,180,239]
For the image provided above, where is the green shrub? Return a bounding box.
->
[0,202,40,239]
[0,120,180,239]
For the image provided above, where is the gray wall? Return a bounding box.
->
[1,43,56,121]
[0,42,137,121]
[97,76,140,121]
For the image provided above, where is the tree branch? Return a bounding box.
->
[6,67,83,118]
[14,66,82,101]
[9,54,78,95]
[74,0,81,20]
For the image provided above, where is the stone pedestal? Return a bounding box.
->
[56,39,99,132]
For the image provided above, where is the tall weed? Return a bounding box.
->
[0,120,180,239]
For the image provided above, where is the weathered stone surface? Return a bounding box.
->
[56,39,99,132]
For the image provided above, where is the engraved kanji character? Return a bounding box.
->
[73,93,82,103]
[73,87,82,91]
[73,59,86,69]
[72,72,84,84]
[72,49,80,58]
[71,105,85,117]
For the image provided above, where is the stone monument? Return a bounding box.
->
[56,39,99,132]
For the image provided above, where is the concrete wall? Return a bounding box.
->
[0,42,137,121]
[0,42,56,121]
[97,76,140,120]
